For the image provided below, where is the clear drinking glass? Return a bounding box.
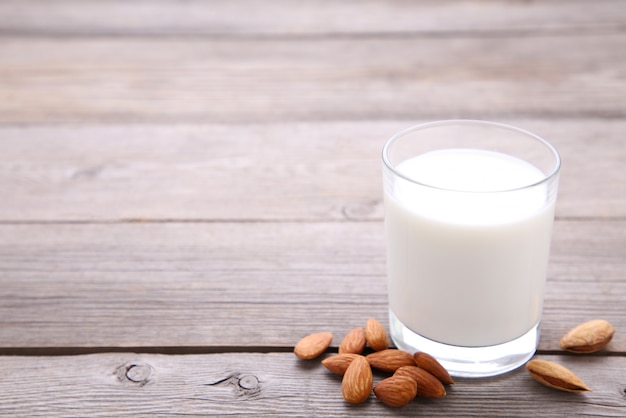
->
[382,120,560,377]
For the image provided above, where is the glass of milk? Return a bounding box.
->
[382,120,560,377]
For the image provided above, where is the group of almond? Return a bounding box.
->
[294,318,454,407]
[294,318,616,406]
[526,318,615,392]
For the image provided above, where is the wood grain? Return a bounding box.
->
[0,33,625,124]
[1,1,624,415]
[0,352,624,416]
[0,220,623,351]
[0,0,623,37]
[0,120,624,221]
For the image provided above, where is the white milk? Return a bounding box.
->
[385,148,555,347]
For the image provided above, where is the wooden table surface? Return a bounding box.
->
[1,1,625,416]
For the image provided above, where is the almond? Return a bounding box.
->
[413,352,455,385]
[526,359,590,393]
[394,366,446,398]
[339,327,367,354]
[366,349,416,372]
[294,332,333,360]
[322,353,360,376]
[373,375,417,407]
[365,318,389,351]
[341,355,373,403]
[559,319,615,353]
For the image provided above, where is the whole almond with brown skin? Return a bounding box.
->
[413,352,455,385]
[526,359,590,393]
[322,353,360,376]
[294,332,333,360]
[395,366,446,398]
[559,319,615,353]
[365,318,389,351]
[342,355,373,404]
[374,375,417,407]
[339,327,366,354]
[366,349,416,372]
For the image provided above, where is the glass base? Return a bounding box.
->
[389,310,539,377]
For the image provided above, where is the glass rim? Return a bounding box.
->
[382,119,561,193]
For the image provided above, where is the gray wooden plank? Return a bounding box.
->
[0,0,623,37]
[0,220,623,351]
[0,352,624,416]
[0,120,624,221]
[0,33,625,124]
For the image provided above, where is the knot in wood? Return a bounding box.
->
[207,372,262,399]
[126,364,152,384]
[238,374,259,390]
[342,199,383,221]
[115,362,154,386]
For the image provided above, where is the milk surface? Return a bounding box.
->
[385,148,555,347]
